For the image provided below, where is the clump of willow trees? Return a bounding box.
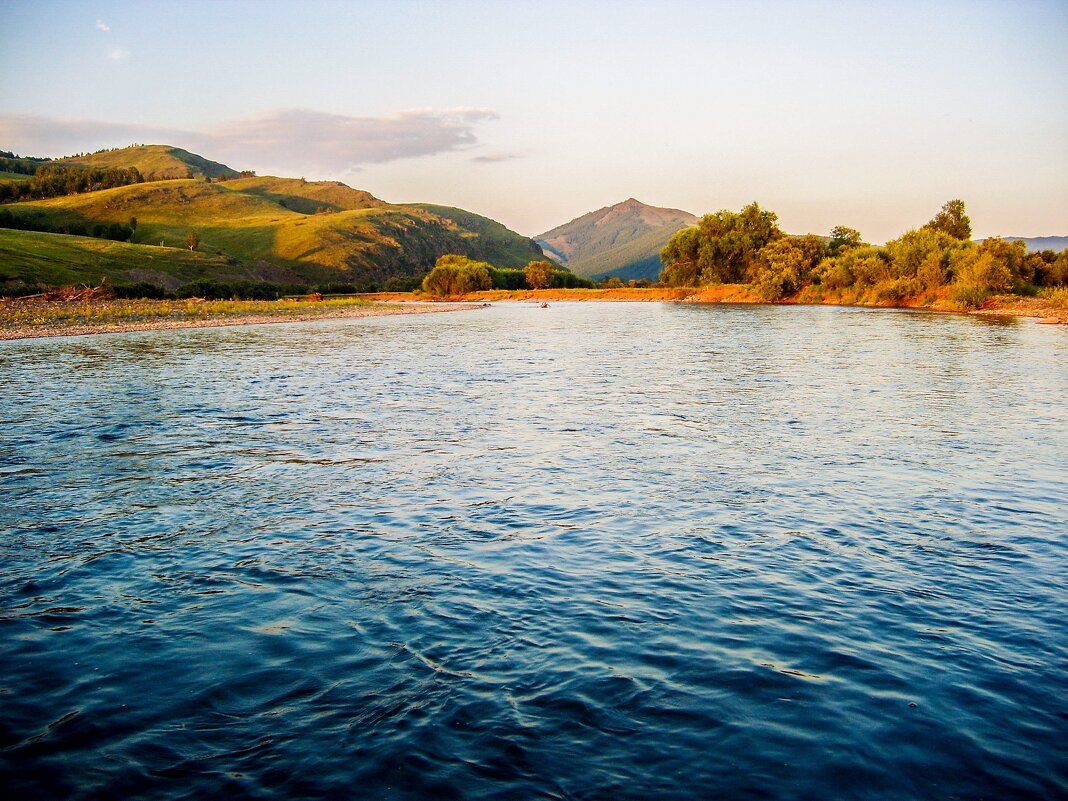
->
[422,255,594,296]
[659,200,1067,307]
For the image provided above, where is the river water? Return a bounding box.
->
[1,302,1066,800]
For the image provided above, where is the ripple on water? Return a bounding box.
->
[1,303,1066,801]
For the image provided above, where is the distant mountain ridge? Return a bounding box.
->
[996,236,1068,253]
[536,198,696,281]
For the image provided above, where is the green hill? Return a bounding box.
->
[0,228,267,289]
[535,198,696,280]
[0,147,546,290]
[57,145,238,180]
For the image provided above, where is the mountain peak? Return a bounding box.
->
[535,199,697,279]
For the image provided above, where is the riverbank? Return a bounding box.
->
[0,296,481,341]
[363,286,1068,324]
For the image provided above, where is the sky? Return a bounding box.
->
[1,0,1065,242]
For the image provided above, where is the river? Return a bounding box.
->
[1,302,1066,800]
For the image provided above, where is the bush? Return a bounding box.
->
[177,278,233,299]
[550,270,594,289]
[112,282,170,299]
[952,284,989,309]
[489,268,526,290]
[383,275,422,292]
[230,281,281,300]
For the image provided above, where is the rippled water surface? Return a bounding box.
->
[2,303,1066,800]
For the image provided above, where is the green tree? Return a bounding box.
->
[924,199,971,240]
[421,254,492,296]
[524,260,554,289]
[748,235,825,301]
[828,226,864,257]
[185,230,200,251]
[660,202,783,285]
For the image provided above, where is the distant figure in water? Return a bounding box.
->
[540,302,550,308]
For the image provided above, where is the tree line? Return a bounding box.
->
[0,165,144,203]
[659,200,1067,307]
[0,207,136,242]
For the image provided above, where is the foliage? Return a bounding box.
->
[177,278,233,299]
[747,235,825,301]
[0,165,143,204]
[660,202,783,285]
[525,260,554,289]
[550,270,595,289]
[924,199,972,240]
[0,207,132,241]
[185,230,200,251]
[489,268,526,290]
[112,282,171,299]
[422,254,492,296]
[382,275,422,292]
[827,226,864,257]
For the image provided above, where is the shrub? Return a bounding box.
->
[383,275,422,292]
[489,268,525,290]
[112,282,169,299]
[177,278,232,299]
[550,270,594,289]
[952,284,989,309]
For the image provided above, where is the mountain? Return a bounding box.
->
[57,145,238,180]
[1,145,544,290]
[535,198,697,281]
[998,236,1068,253]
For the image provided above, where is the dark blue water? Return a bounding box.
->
[1,302,1066,800]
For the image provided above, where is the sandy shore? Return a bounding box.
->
[0,300,482,341]
[364,287,1068,325]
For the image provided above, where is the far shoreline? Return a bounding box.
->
[363,287,1068,326]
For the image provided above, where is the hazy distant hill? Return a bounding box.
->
[536,198,697,281]
[1,144,545,290]
[57,145,238,181]
[998,236,1068,253]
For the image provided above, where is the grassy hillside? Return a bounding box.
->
[536,198,696,279]
[0,228,262,289]
[221,176,385,214]
[3,175,546,289]
[57,145,238,180]
[411,204,547,266]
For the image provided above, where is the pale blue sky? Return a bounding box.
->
[1,0,1065,241]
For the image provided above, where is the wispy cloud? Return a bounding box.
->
[107,47,131,62]
[0,108,499,174]
[471,151,525,164]
[95,20,110,32]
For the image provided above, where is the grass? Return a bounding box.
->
[1040,287,1068,310]
[0,228,236,289]
[4,178,543,288]
[57,145,236,180]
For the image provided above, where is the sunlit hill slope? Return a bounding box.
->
[2,146,544,289]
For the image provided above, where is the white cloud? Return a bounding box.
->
[95,20,110,32]
[0,108,499,175]
[107,47,131,62]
